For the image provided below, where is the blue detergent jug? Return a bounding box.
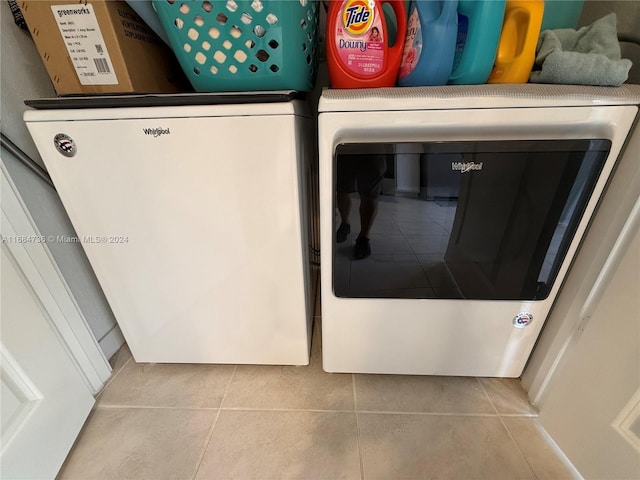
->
[541,0,584,30]
[448,0,506,85]
[398,0,458,86]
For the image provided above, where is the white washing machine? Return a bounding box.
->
[319,84,640,377]
[25,94,317,365]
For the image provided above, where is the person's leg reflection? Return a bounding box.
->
[353,155,387,260]
[336,191,351,243]
[353,195,378,259]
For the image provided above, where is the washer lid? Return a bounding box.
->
[25,90,303,110]
[319,84,640,113]
[24,92,309,122]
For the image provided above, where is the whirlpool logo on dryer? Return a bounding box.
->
[143,127,171,137]
[452,162,483,173]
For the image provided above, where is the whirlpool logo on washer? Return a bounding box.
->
[451,162,483,173]
[143,127,171,137]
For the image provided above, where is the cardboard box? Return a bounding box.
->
[19,0,189,95]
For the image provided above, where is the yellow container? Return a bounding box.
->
[488,0,544,84]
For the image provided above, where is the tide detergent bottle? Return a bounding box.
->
[398,0,459,86]
[327,0,407,88]
[488,0,544,83]
[448,0,506,85]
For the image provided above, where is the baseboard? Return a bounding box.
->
[99,325,126,363]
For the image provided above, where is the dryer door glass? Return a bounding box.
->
[332,139,611,300]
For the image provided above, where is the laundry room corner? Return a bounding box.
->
[2,0,640,478]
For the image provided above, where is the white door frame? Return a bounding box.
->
[1,160,111,394]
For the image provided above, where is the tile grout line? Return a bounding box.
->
[499,413,539,418]
[529,420,584,479]
[475,377,500,417]
[94,404,359,413]
[352,374,365,480]
[219,407,357,413]
[191,407,223,480]
[498,416,540,480]
[356,410,508,417]
[95,404,220,411]
[92,404,535,417]
[218,364,238,411]
[191,364,238,480]
[95,348,134,400]
[477,379,539,480]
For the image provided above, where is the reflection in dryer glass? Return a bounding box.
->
[332,140,610,300]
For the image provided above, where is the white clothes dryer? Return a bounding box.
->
[318,84,640,376]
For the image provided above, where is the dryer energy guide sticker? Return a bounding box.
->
[51,4,118,85]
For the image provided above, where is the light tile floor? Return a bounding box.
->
[57,291,581,480]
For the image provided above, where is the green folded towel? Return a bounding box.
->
[529,13,632,86]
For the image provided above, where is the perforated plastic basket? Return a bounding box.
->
[153,0,319,92]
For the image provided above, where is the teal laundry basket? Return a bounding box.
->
[153,0,319,92]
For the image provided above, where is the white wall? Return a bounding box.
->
[0,2,123,360]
